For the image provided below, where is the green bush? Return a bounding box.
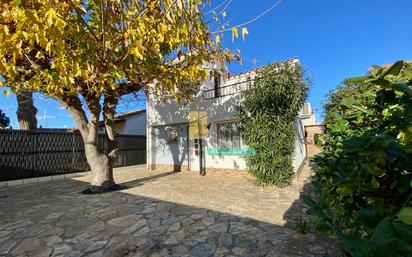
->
[307,61,412,256]
[238,61,309,187]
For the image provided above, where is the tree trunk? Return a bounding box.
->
[65,95,119,194]
[16,90,37,130]
[84,142,116,193]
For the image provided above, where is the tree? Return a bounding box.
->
[307,61,412,255]
[0,108,10,128]
[15,89,38,130]
[0,0,231,193]
[238,61,309,187]
[322,82,372,127]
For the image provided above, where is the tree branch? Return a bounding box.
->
[211,0,283,34]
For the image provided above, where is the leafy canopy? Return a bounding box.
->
[0,0,231,101]
[308,61,412,256]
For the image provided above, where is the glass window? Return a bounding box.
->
[217,122,241,148]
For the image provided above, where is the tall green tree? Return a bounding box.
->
[0,0,231,193]
[238,61,309,187]
[0,108,10,128]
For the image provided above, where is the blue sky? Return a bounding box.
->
[1,0,411,128]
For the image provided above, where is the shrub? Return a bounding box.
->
[307,61,412,256]
[238,61,309,187]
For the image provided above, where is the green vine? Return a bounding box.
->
[237,61,309,187]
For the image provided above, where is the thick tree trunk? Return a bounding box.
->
[65,94,119,194]
[16,90,37,130]
[84,143,116,193]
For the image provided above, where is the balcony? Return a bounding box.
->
[203,79,252,100]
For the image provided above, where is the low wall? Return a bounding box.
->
[305,125,325,157]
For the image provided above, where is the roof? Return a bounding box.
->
[227,66,264,79]
[115,109,146,121]
[227,58,300,79]
[369,60,412,71]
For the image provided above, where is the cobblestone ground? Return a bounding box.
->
[0,164,341,257]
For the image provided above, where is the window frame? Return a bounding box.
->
[216,120,242,149]
[166,126,179,144]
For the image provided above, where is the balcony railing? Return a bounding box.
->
[203,79,253,100]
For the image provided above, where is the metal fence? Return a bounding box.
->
[203,80,252,99]
[0,130,146,181]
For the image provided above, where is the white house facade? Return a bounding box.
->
[146,59,308,174]
[299,102,317,127]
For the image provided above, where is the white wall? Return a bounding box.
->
[147,61,307,172]
[150,124,188,166]
[120,113,147,135]
[147,72,250,170]
[292,118,307,172]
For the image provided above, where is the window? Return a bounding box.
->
[217,122,241,148]
[166,127,178,144]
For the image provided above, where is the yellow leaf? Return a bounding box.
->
[35,51,45,60]
[241,27,248,40]
[222,11,227,18]
[45,42,52,54]
[232,27,238,42]
[3,90,10,97]
[215,35,220,45]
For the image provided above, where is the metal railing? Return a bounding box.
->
[0,130,146,181]
[203,80,252,99]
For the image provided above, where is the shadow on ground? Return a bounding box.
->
[0,168,341,257]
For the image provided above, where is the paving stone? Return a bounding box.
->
[0,164,341,257]
[64,250,83,257]
[30,247,53,257]
[133,226,151,237]
[167,221,181,232]
[0,239,17,255]
[0,230,13,237]
[11,237,41,255]
[189,242,217,257]
[53,243,73,255]
[219,233,233,247]
[120,218,147,234]
[85,240,108,253]
[45,235,63,246]
[215,247,231,257]
[107,214,142,227]
[165,230,185,245]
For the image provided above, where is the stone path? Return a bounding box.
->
[0,164,341,257]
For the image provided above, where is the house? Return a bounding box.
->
[146,59,308,173]
[99,110,147,135]
[299,102,317,126]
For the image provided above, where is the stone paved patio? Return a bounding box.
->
[0,164,340,257]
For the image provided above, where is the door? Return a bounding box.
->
[189,139,200,171]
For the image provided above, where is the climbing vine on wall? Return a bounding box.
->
[238,61,309,187]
